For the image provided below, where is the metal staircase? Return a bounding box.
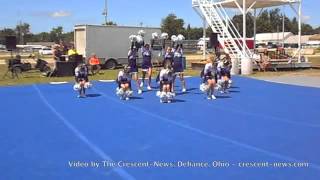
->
[193,0,252,60]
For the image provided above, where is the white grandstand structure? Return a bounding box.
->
[192,0,303,75]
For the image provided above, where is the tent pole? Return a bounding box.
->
[298,0,302,62]
[243,0,246,56]
[203,18,207,60]
[253,8,257,52]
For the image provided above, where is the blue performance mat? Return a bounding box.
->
[0,76,320,180]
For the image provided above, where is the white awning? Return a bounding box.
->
[215,0,300,9]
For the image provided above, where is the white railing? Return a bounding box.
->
[193,0,252,60]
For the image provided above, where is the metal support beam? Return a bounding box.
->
[298,0,302,62]
[203,18,207,60]
[243,0,246,56]
[253,8,257,51]
[246,1,257,14]
[234,0,244,14]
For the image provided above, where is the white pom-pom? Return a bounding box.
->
[200,83,209,92]
[129,35,137,42]
[160,92,167,102]
[152,32,159,40]
[171,35,177,42]
[161,33,169,39]
[126,90,133,97]
[73,83,81,91]
[156,91,161,97]
[136,35,144,43]
[228,80,232,88]
[84,82,92,89]
[116,88,124,96]
[160,91,166,98]
[177,34,185,41]
[138,30,145,37]
[166,92,174,100]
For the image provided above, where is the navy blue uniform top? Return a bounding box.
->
[141,47,152,69]
[128,49,138,72]
[163,51,174,66]
[173,48,184,72]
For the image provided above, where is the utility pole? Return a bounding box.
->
[102,0,108,25]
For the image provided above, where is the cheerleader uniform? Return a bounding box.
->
[158,68,175,103]
[172,49,184,73]
[75,65,88,82]
[163,51,174,67]
[141,47,152,70]
[217,60,229,77]
[203,63,217,83]
[160,69,173,87]
[128,49,138,74]
[117,70,131,88]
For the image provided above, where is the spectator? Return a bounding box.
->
[67,46,78,56]
[88,53,101,75]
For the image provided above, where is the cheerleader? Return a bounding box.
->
[223,54,233,88]
[74,64,91,98]
[163,47,174,67]
[217,55,231,93]
[172,44,186,93]
[200,56,217,100]
[128,46,142,94]
[116,66,133,100]
[140,44,153,90]
[157,62,175,103]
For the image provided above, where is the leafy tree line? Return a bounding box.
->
[0,24,74,45]
[161,10,320,40]
[1,10,319,45]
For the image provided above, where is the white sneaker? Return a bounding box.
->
[138,89,142,94]
[140,82,144,88]
[147,86,152,90]
[160,99,163,103]
[207,96,212,100]
[211,95,217,100]
[182,88,186,92]
[125,97,130,101]
[167,100,171,103]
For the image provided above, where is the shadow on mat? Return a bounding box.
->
[175,92,190,96]
[216,95,232,99]
[86,94,102,98]
[230,86,240,89]
[187,88,198,91]
[130,97,144,100]
[172,99,186,103]
[229,90,240,93]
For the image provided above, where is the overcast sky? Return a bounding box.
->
[0,0,318,33]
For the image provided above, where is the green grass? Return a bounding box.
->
[0,65,200,87]
[308,56,320,66]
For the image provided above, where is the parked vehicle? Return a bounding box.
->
[39,47,53,55]
[74,25,162,69]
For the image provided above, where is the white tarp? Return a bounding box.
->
[215,0,300,9]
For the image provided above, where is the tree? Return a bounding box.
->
[15,22,30,44]
[161,13,185,37]
[314,26,320,34]
[103,21,117,26]
[50,26,63,42]
[232,13,254,37]
[302,24,314,35]
[0,28,16,44]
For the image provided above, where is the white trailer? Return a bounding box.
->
[74,25,162,69]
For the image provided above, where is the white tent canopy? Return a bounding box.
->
[215,0,300,9]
